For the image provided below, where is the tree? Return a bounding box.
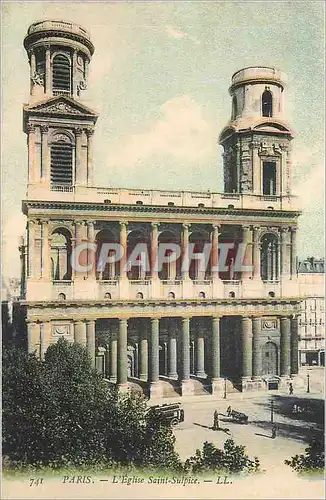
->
[2,339,180,470]
[184,440,260,475]
[285,439,324,475]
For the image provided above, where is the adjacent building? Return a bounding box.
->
[298,258,325,366]
[19,20,302,397]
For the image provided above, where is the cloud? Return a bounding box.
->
[106,95,215,167]
[165,25,200,44]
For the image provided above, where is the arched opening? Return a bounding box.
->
[232,95,238,119]
[51,230,72,281]
[199,291,206,298]
[50,133,74,188]
[261,233,279,281]
[127,229,150,280]
[136,292,144,299]
[189,231,210,281]
[158,230,180,281]
[268,291,275,298]
[58,293,66,300]
[262,341,278,375]
[168,291,175,299]
[95,229,118,280]
[168,202,175,206]
[104,292,111,299]
[263,161,277,195]
[198,203,205,207]
[52,54,71,94]
[229,291,235,298]
[262,89,273,117]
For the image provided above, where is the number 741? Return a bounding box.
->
[29,478,43,487]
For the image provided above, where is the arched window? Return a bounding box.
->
[136,292,143,299]
[229,291,235,298]
[104,292,111,299]
[262,89,273,117]
[268,291,275,298]
[58,293,66,300]
[199,291,205,298]
[50,133,74,188]
[52,54,71,94]
[51,230,72,281]
[260,234,279,281]
[168,291,175,299]
[232,95,238,119]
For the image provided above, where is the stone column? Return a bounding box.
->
[40,125,49,183]
[119,222,128,279]
[139,328,148,381]
[290,315,299,375]
[29,49,36,94]
[242,226,253,280]
[105,343,110,379]
[253,226,261,279]
[196,327,206,378]
[168,321,178,379]
[151,223,159,279]
[27,321,40,355]
[280,316,291,376]
[87,221,96,279]
[181,224,190,280]
[86,129,94,186]
[149,318,162,397]
[280,227,289,278]
[241,316,253,378]
[252,316,261,378]
[41,219,51,280]
[211,224,220,279]
[181,317,190,381]
[117,319,128,387]
[75,128,84,185]
[45,44,51,95]
[74,320,87,346]
[40,321,51,360]
[167,251,177,280]
[27,124,36,183]
[109,337,117,382]
[27,220,36,278]
[74,221,86,279]
[211,317,220,379]
[33,221,42,280]
[72,49,78,98]
[290,228,297,278]
[86,320,96,367]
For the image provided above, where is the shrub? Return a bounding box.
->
[285,439,324,475]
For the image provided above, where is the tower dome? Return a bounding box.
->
[24,20,94,102]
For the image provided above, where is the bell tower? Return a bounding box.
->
[23,21,98,192]
[219,66,294,197]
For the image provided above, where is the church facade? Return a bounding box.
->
[20,20,301,397]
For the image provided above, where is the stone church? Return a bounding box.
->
[20,20,301,397]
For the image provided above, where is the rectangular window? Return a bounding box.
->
[263,161,276,195]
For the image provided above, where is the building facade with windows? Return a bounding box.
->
[298,258,325,366]
[20,20,302,397]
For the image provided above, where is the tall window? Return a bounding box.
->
[50,134,74,187]
[52,54,71,94]
[262,89,273,117]
[260,234,279,281]
[263,162,276,195]
[51,231,72,281]
[232,95,238,119]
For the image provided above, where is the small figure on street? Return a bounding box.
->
[213,410,220,430]
[227,405,232,417]
[271,425,277,439]
[289,382,293,395]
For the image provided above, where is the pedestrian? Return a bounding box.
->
[289,382,293,395]
[213,410,220,430]
[227,405,232,417]
[271,425,277,439]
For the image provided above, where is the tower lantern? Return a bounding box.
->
[23,20,95,102]
[219,66,294,197]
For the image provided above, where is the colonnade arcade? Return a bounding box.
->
[26,219,298,284]
[27,313,299,396]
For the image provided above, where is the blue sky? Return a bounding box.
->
[1,0,325,279]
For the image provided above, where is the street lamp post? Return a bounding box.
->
[307,372,310,393]
[271,399,274,424]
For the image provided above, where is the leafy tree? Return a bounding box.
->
[184,439,260,475]
[285,439,324,475]
[2,339,180,470]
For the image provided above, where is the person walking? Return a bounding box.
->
[289,382,293,395]
[213,410,220,430]
[271,424,277,439]
[227,405,232,417]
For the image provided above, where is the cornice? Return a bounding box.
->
[22,200,301,219]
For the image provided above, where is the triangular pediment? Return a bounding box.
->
[24,95,98,118]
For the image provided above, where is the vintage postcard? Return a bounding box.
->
[1,1,325,499]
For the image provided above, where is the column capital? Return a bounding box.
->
[182,223,190,230]
[119,221,128,229]
[40,125,49,134]
[27,123,36,133]
[212,315,220,322]
[75,220,84,226]
[151,317,160,324]
[75,127,83,136]
[85,128,94,137]
[212,223,220,231]
[151,222,159,230]
[86,220,94,227]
